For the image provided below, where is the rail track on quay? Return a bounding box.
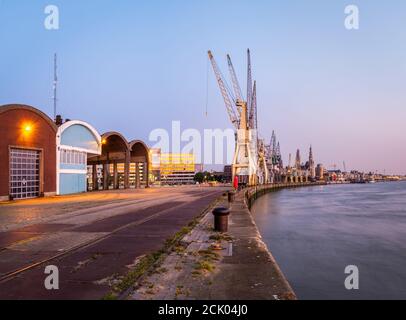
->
[0,189,225,299]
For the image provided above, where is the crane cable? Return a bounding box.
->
[205,56,210,117]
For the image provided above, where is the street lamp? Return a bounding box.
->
[22,123,34,136]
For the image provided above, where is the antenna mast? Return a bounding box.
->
[53,53,58,121]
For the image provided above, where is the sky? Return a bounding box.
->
[1,0,406,174]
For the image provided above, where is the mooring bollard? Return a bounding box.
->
[212,207,230,233]
[227,190,235,204]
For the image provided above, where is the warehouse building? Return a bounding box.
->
[160,153,197,185]
[87,134,150,190]
[0,104,151,201]
[56,120,102,195]
[129,140,150,189]
[0,104,57,201]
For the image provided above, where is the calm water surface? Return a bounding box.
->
[251,181,406,300]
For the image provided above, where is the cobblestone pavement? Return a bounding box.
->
[0,186,227,299]
[0,186,221,232]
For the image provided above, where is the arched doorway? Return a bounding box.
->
[88,132,130,190]
[129,140,150,188]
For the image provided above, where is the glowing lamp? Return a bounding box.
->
[22,123,33,135]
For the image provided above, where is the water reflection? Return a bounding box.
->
[251,182,406,300]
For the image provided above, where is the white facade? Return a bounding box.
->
[56,120,102,195]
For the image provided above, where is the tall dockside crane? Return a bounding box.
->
[252,82,269,184]
[266,131,283,182]
[208,49,268,186]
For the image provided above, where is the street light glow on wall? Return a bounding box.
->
[21,122,34,136]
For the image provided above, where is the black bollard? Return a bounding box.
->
[212,207,230,233]
[227,191,236,203]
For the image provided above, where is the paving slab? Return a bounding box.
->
[0,188,226,299]
[0,232,43,249]
[7,232,108,253]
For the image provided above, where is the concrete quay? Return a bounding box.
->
[196,188,297,300]
[130,183,325,300]
[202,183,327,299]
[203,183,329,299]
[0,182,324,300]
[0,186,227,299]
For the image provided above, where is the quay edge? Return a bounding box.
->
[245,182,328,209]
[225,182,327,300]
[199,183,325,300]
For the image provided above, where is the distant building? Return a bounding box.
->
[327,170,344,182]
[316,164,324,180]
[149,151,202,185]
[328,171,338,182]
[295,149,301,171]
[150,148,162,184]
[223,165,232,183]
[308,146,316,179]
[160,153,197,185]
[211,171,226,182]
[195,163,204,173]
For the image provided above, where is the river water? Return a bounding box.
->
[250,181,406,300]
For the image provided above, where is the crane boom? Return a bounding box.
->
[249,81,258,130]
[246,49,253,123]
[227,54,243,105]
[208,51,239,129]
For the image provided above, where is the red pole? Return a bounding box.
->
[233,176,239,190]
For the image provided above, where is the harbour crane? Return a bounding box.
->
[266,130,284,183]
[208,49,268,186]
[207,51,239,129]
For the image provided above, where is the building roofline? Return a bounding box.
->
[57,120,102,155]
[57,120,102,143]
[101,131,130,150]
[129,140,150,152]
[0,104,57,132]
